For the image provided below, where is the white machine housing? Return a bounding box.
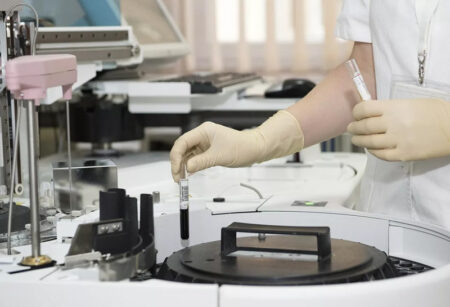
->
[1,153,449,307]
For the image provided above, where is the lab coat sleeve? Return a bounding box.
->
[335,0,371,43]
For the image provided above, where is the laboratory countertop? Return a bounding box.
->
[38,150,367,212]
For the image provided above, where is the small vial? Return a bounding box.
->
[345,59,372,101]
[179,165,189,241]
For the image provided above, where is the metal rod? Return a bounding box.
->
[6,100,22,255]
[6,3,40,56]
[66,100,73,215]
[26,100,40,257]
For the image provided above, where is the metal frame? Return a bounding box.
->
[36,26,142,67]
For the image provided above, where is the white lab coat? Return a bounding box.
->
[336,0,450,230]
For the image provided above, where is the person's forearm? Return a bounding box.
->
[287,42,376,147]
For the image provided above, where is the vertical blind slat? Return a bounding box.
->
[209,0,223,71]
[180,0,196,72]
[265,0,279,72]
[238,0,251,72]
[292,0,308,72]
[322,0,340,70]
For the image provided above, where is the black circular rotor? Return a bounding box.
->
[158,223,398,285]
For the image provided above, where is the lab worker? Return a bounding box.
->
[170,0,450,230]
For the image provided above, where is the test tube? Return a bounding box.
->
[345,59,372,101]
[179,164,189,241]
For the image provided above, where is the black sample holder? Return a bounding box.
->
[67,188,157,277]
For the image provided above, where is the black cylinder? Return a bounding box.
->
[124,196,139,248]
[99,190,124,221]
[108,188,126,198]
[140,194,154,243]
[70,98,143,143]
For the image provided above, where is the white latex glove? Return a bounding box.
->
[347,99,450,161]
[170,110,304,182]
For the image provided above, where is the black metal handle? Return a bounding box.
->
[221,222,331,260]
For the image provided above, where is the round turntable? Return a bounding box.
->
[158,222,432,285]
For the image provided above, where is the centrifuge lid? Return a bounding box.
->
[158,223,395,285]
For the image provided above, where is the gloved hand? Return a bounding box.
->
[170,110,304,182]
[347,98,450,161]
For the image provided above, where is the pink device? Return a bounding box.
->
[5,54,77,103]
